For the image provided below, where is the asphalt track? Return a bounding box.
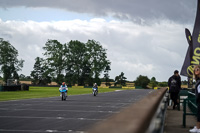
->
[0,89,153,133]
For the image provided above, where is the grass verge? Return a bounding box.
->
[0,86,134,101]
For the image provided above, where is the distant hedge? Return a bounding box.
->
[0,85,29,91]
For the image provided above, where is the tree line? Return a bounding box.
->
[0,38,169,88]
[31,39,111,86]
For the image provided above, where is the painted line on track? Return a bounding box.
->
[0,108,119,113]
[0,115,105,121]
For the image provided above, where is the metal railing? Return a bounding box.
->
[187,91,197,114]
[182,91,197,127]
[146,90,169,133]
[87,88,168,133]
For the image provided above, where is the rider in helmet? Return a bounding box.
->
[59,82,68,96]
[93,83,98,92]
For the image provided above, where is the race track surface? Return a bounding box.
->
[0,89,153,133]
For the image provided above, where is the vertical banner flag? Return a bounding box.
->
[181,29,193,88]
[180,0,200,88]
[181,29,192,77]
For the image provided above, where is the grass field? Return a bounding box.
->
[0,86,134,101]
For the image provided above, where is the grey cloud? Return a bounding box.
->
[0,0,197,24]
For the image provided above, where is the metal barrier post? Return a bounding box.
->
[183,99,187,127]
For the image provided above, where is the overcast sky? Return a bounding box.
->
[0,0,198,81]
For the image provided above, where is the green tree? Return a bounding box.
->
[104,65,111,86]
[158,81,168,87]
[115,72,127,86]
[41,39,111,86]
[181,80,188,85]
[26,76,32,80]
[0,38,24,83]
[43,40,67,84]
[135,75,150,88]
[86,40,110,85]
[19,74,26,80]
[66,40,110,86]
[30,57,51,85]
[80,63,93,86]
[66,40,88,85]
[148,77,158,89]
[19,74,32,81]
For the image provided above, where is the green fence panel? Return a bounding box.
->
[109,86,122,89]
[188,91,197,114]
[135,86,143,89]
[0,85,3,91]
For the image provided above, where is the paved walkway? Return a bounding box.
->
[164,105,196,133]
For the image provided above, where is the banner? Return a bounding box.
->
[181,29,193,88]
[180,29,192,77]
[185,28,192,46]
[180,0,200,80]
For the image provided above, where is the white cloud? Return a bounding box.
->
[0,18,191,81]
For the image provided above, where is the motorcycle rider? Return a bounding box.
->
[59,82,68,96]
[93,83,98,92]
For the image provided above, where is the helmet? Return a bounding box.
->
[62,82,65,85]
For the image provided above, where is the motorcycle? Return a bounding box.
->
[59,89,67,101]
[92,88,98,96]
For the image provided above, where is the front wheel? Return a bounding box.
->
[62,92,66,101]
[64,92,67,100]
[93,90,97,96]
